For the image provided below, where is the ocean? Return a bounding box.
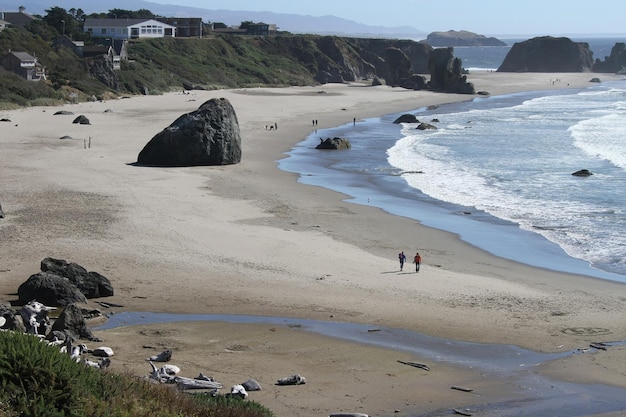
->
[278,37,626,283]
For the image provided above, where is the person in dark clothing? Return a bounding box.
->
[398,251,407,271]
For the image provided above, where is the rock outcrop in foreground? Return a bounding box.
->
[498,36,594,72]
[424,30,506,47]
[137,98,242,167]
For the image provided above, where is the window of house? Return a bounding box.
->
[101,28,106,35]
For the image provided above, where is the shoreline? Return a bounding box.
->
[2,72,626,416]
[278,86,626,283]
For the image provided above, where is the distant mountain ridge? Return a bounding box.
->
[0,0,426,39]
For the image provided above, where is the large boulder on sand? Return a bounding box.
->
[40,257,113,299]
[51,303,102,341]
[137,98,242,166]
[18,272,87,307]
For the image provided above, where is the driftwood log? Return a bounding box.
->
[175,376,223,390]
[590,342,608,351]
[397,360,430,371]
[276,374,306,385]
[453,409,473,416]
[451,385,474,392]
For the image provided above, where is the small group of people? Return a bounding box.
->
[398,251,421,272]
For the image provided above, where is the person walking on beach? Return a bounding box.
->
[398,251,406,271]
[414,252,422,272]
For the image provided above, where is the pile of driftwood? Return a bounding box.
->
[143,348,306,398]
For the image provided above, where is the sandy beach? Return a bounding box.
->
[2,71,626,416]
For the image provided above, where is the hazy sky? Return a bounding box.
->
[146,0,625,36]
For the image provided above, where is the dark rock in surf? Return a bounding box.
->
[394,114,419,124]
[315,137,351,150]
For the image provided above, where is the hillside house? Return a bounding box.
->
[1,51,45,80]
[84,18,176,40]
[0,7,38,28]
[210,22,276,36]
[157,17,203,37]
[55,37,85,57]
[55,36,127,70]
[245,22,276,36]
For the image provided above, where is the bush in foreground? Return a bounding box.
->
[0,331,274,417]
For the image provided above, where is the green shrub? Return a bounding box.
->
[0,331,275,417]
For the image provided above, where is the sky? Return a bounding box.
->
[146,0,626,36]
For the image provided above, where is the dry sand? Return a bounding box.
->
[2,71,626,416]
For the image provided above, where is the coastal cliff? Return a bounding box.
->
[4,27,484,104]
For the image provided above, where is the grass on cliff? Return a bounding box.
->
[118,35,319,94]
[1,24,326,106]
[0,331,274,417]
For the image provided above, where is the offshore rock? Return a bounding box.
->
[137,98,242,166]
[498,36,594,72]
[593,42,626,73]
[393,114,419,124]
[425,30,507,47]
[316,137,351,150]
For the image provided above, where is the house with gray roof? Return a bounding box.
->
[0,6,38,28]
[1,51,45,80]
[84,18,176,40]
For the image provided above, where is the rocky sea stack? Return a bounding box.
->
[498,36,594,72]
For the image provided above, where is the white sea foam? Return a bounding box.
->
[388,83,626,275]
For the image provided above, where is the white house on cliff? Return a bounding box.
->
[84,18,176,39]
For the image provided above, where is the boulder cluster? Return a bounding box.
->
[17,257,114,307]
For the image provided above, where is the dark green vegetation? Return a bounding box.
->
[0,6,383,108]
[0,6,441,108]
[0,331,275,417]
[0,24,322,108]
[118,35,322,92]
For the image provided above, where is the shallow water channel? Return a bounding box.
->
[95,312,626,416]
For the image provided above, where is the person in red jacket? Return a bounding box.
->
[414,252,422,272]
